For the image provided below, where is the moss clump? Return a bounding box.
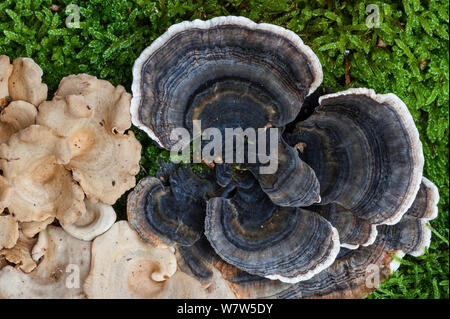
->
[1,0,448,299]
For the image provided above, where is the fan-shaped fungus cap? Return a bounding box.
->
[0,226,90,298]
[84,221,218,299]
[55,74,132,135]
[127,166,218,246]
[214,177,439,298]
[291,88,424,225]
[177,235,222,284]
[378,177,439,257]
[205,179,339,283]
[0,125,85,226]
[37,76,141,205]
[131,16,322,148]
[0,56,47,108]
[62,199,116,241]
[8,57,48,106]
[312,204,377,249]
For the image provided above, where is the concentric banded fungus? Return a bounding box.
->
[131,16,322,148]
[248,138,320,207]
[0,226,90,298]
[175,237,236,298]
[377,177,439,257]
[62,199,117,241]
[290,88,424,225]
[0,125,85,226]
[312,204,377,249]
[37,74,141,205]
[127,166,218,246]
[84,221,220,299]
[0,56,47,108]
[205,177,339,283]
[213,177,439,299]
[177,236,221,284]
[131,16,322,208]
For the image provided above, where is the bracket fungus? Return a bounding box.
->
[0,15,440,299]
[207,177,439,299]
[37,74,141,205]
[131,16,322,208]
[289,88,424,226]
[127,166,220,247]
[0,100,38,144]
[0,231,37,273]
[0,56,149,299]
[0,214,19,250]
[131,16,322,148]
[312,204,378,250]
[1,56,44,143]
[126,16,439,299]
[205,176,339,283]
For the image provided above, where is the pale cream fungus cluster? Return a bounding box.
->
[0,56,232,299]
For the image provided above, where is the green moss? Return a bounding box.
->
[1,0,448,299]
